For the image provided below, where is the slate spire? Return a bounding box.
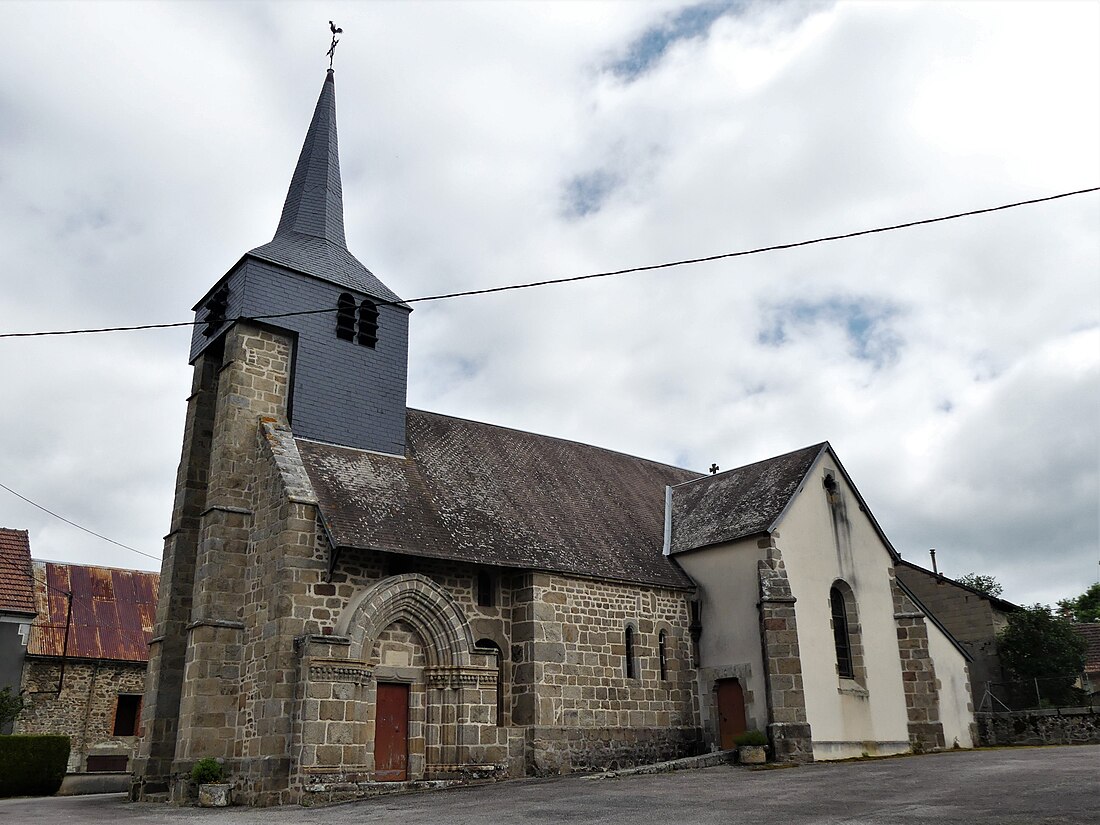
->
[247,70,404,305]
[275,69,346,247]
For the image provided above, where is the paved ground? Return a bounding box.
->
[1,746,1097,824]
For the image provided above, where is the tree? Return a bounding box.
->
[955,572,1004,598]
[0,686,23,729]
[1057,582,1100,624]
[997,604,1088,707]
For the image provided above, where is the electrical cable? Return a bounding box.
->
[1,186,1095,340]
[0,482,159,561]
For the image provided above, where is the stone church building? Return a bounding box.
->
[130,69,974,806]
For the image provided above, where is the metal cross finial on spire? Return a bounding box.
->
[327,21,343,69]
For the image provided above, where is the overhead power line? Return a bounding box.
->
[1,186,1096,340]
[0,481,160,561]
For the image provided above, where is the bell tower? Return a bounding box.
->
[131,68,408,803]
[190,68,410,455]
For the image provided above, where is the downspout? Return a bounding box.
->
[662,485,672,556]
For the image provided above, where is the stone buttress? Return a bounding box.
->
[756,535,814,763]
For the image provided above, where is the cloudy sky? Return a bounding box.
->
[0,1,1096,607]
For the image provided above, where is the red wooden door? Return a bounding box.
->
[375,683,409,781]
[716,678,747,750]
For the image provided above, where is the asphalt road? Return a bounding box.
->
[1,746,1097,824]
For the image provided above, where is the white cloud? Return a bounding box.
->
[0,1,1096,608]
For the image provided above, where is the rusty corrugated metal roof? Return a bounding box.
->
[26,561,159,662]
[0,528,36,615]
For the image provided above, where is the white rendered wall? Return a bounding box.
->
[774,453,910,760]
[927,621,975,748]
[675,540,770,739]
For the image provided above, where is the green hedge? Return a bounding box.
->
[0,735,70,797]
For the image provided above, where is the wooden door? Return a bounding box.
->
[716,678,747,750]
[375,683,409,781]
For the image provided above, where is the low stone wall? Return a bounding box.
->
[976,708,1100,747]
[526,726,703,775]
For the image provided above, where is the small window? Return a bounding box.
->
[358,300,379,348]
[112,694,142,737]
[203,284,230,337]
[831,587,854,678]
[658,630,668,681]
[336,293,356,340]
[624,626,636,679]
[477,571,495,607]
[388,554,415,575]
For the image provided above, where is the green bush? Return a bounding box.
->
[0,735,70,798]
[733,730,768,747]
[190,757,226,784]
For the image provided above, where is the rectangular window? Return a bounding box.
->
[113,694,142,737]
[477,571,495,607]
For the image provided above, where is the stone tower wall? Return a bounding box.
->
[131,348,221,800]
[171,325,292,783]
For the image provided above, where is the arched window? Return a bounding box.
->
[336,293,356,340]
[203,284,230,337]
[624,626,636,679]
[358,300,379,348]
[830,586,854,678]
[658,630,668,681]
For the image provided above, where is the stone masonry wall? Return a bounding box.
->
[132,348,220,799]
[757,537,814,763]
[172,324,293,798]
[515,572,701,774]
[230,418,322,805]
[976,708,1100,746]
[18,659,146,772]
[895,564,1007,702]
[891,577,947,751]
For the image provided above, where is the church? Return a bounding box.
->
[130,68,975,806]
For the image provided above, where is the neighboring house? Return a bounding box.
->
[1073,623,1100,697]
[894,560,1018,709]
[15,561,158,774]
[130,69,976,806]
[0,528,37,733]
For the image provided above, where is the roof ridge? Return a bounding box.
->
[671,441,828,490]
[406,407,703,476]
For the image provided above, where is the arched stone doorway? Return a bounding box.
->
[298,574,500,785]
